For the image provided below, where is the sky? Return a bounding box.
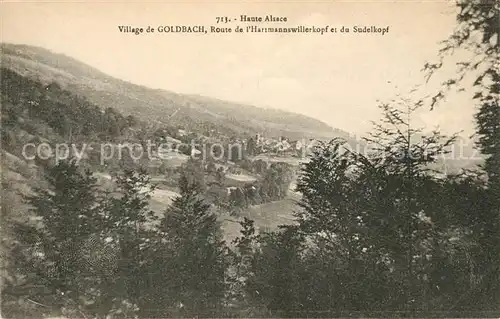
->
[2,0,477,137]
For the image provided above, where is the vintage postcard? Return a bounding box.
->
[1,1,499,318]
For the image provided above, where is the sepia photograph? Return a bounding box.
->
[1,0,499,318]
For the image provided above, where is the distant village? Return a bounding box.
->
[155,127,322,159]
[252,133,320,157]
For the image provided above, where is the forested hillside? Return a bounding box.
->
[1,43,338,140]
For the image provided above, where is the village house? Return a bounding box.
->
[177,129,187,137]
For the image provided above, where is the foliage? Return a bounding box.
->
[1,68,138,143]
[3,161,114,318]
[146,168,228,318]
[423,0,500,308]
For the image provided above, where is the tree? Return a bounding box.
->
[294,99,463,314]
[238,224,308,318]
[246,137,257,156]
[424,0,500,308]
[242,183,262,206]
[362,99,460,311]
[151,170,228,317]
[423,0,499,191]
[106,168,157,316]
[226,218,260,316]
[252,159,268,175]
[215,167,225,184]
[260,162,293,202]
[101,108,124,139]
[126,115,139,127]
[180,157,207,193]
[206,167,229,209]
[10,160,112,318]
[229,187,248,209]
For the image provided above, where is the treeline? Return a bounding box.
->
[2,99,499,318]
[177,158,294,210]
[2,161,228,318]
[243,108,499,316]
[1,68,140,143]
[228,162,294,209]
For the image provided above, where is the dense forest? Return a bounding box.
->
[1,1,499,318]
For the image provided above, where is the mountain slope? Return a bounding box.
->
[1,43,341,140]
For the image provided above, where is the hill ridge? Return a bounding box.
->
[1,42,340,140]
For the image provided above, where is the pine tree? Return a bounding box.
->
[14,160,110,317]
[153,170,228,317]
[243,225,306,318]
[107,168,157,316]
